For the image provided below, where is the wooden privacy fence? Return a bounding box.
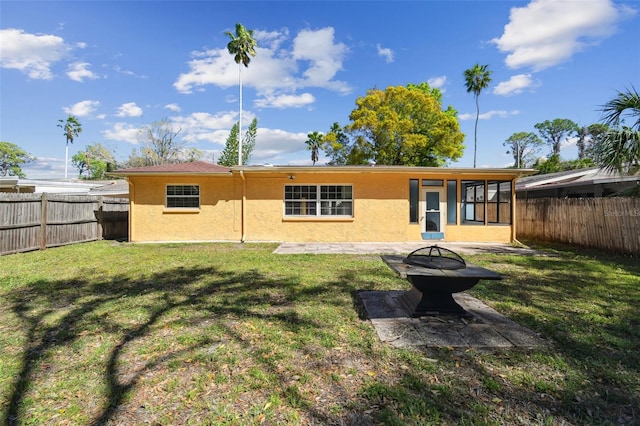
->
[517,197,640,255]
[0,194,128,256]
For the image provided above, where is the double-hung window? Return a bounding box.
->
[285,185,353,217]
[166,185,200,208]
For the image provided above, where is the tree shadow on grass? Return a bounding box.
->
[3,264,346,425]
[349,253,640,424]
[469,253,640,424]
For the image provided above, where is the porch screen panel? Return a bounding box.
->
[487,181,512,224]
[461,181,485,223]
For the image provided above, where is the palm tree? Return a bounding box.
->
[464,64,492,168]
[306,131,323,165]
[596,86,640,174]
[57,115,82,178]
[225,23,257,166]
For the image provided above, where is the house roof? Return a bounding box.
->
[1,177,124,194]
[112,161,231,175]
[516,167,640,192]
[110,162,535,178]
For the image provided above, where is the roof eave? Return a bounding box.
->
[232,165,536,177]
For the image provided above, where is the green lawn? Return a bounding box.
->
[1,241,638,425]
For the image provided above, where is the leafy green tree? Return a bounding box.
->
[503,132,543,168]
[582,123,610,161]
[533,153,596,174]
[595,86,640,174]
[57,115,82,178]
[72,143,116,179]
[321,122,350,165]
[218,118,258,166]
[0,141,35,178]
[346,84,465,166]
[305,131,323,165]
[534,118,579,157]
[225,22,257,166]
[463,63,492,168]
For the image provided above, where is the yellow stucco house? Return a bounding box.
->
[110,161,532,243]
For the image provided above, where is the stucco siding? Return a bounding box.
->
[122,168,521,243]
[128,175,241,242]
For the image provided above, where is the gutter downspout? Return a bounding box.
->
[240,170,246,243]
[511,177,518,244]
[127,179,134,242]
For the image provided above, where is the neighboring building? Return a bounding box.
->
[110,161,533,244]
[0,178,128,197]
[516,167,640,199]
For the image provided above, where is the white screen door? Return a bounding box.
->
[422,189,445,235]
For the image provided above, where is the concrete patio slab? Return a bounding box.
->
[274,242,545,256]
[356,290,546,351]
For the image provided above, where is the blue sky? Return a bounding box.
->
[1,0,638,179]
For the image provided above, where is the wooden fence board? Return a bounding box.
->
[517,197,640,255]
[0,194,128,255]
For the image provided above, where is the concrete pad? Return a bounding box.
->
[356,290,546,350]
[274,242,547,256]
[458,324,514,348]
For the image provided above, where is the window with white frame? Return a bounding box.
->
[166,185,200,208]
[284,185,353,217]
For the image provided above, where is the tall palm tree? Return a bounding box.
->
[225,23,257,166]
[306,131,323,165]
[597,86,640,174]
[57,115,82,178]
[464,63,492,168]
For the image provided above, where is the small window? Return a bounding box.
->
[446,180,457,225]
[422,179,444,187]
[166,185,200,208]
[409,179,419,223]
[284,185,352,217]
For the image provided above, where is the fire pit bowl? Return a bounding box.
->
[382,246,502,317]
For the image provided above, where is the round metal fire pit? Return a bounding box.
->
[403,245,466,270]
[382,246,502,317]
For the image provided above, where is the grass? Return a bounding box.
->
[0,240,638,425]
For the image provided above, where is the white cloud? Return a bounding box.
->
[116,102,143,117]
[173,26,351,107]
[0,28,70,79]
[171,111,247,144]
[67,62,99,82]
[427,76,447,91]
[292,27,349,92]
[492,0,633,71]
[164,103,181,112]
[493,73,538,96]
[254,92,315,109]
[103,122,141,144]
[251,128,308,164]
[63,100,100,117]
[459,110,520,121]
[376,43,394,63]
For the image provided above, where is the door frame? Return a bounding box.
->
[421,187,446,239]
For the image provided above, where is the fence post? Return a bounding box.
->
[97,196,104,241]
[40,192,47,250]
